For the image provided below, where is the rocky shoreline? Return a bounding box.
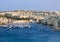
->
[0,10,60,31]
[0,22,33,28]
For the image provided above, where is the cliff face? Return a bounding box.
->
[0,10,60,29]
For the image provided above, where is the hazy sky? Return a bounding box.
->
[0,0,60,11]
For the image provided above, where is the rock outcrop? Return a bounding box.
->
[0,10,60,30]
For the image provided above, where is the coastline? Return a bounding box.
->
[0,10,60,31]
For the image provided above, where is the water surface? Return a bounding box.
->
[0,23,60,42]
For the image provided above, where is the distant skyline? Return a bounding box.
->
[0,0,60,11]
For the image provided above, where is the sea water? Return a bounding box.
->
[0,23,60,42]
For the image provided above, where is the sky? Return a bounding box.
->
[0,0,60,11]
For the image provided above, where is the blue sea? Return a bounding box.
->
[0,23,60,42]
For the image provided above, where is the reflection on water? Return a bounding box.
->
[0,23,60,42]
